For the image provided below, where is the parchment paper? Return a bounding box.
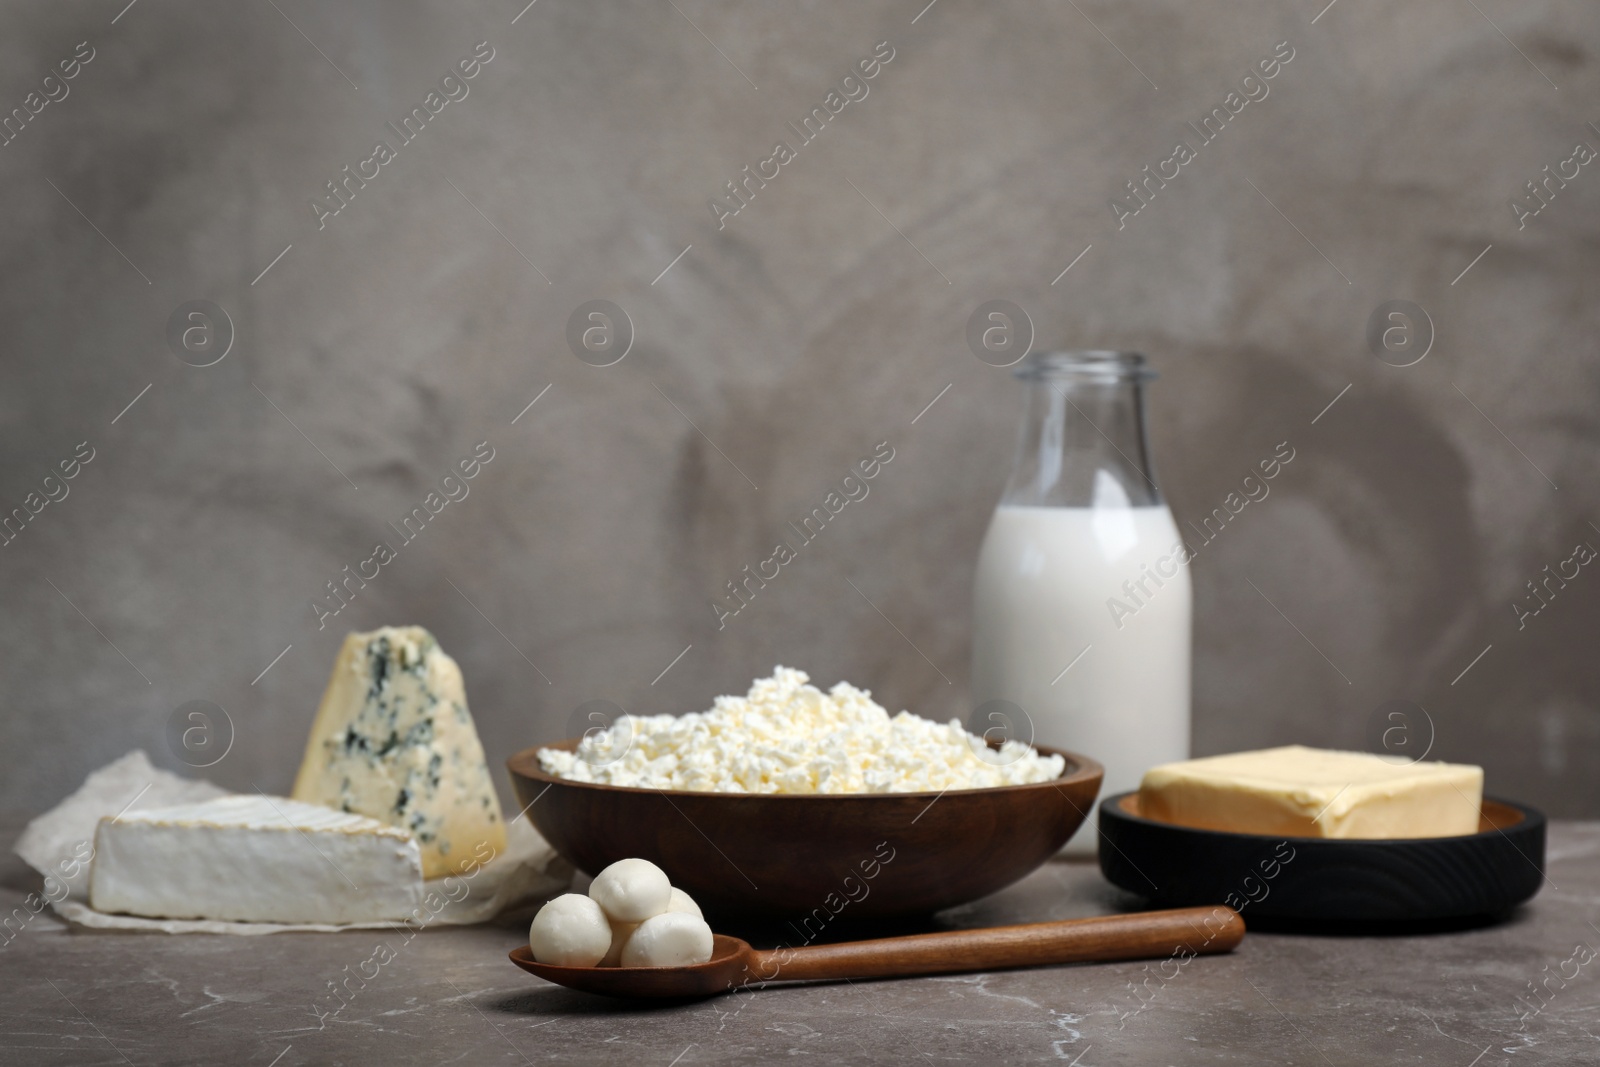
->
[12,750,571,934]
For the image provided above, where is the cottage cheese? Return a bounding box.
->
[538,667,1065,793]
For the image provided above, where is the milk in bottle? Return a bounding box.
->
[970,351,1191,853]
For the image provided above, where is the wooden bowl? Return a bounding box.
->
[1098,791,1546,925]
[507,741,1102,919]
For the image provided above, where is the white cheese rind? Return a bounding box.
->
[1139,745,1483,839]
[88,795,424,923]
[292,626,507,878]
[538,666,1066,794]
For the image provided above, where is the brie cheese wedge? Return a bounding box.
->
[291,626,507,878]
[88,795,425,923]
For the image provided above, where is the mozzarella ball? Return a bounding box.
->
[619,911,715,967]
[529,894,611,967]
[599,917,640,967]
[588,858,672,923]
[666,887,703,920]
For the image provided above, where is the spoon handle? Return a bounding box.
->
[753,906,1243,983]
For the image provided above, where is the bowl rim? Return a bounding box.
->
[507,739,1104,801]
[1100,789,1545,845]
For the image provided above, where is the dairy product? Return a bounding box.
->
[1139,745,1484,838]
[600,917,640,967]
[538,667,1065,793]
[620,910,715,967]
[529,893,612,967]
[589,858,672,922]
[972,505,1191,850]
[292,626,507,878]
[88,795,424,923]
[552,856,710,968]
[666,887,703,919]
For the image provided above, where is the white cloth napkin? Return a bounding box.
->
[13,750,571,934]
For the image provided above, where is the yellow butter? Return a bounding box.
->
[1139,745,1482,839]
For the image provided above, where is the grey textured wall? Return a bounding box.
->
[3,1,1596,819]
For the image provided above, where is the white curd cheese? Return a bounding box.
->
[619,911,715,967]
[598,887,699,964]
[588,857,673,923]
[666,887,702,919]
[529,893,611,967]
[539,667,1065,794]
[599,917,640,967]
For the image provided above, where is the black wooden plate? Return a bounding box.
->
[1097,791,1546,926]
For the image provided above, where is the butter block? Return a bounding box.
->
[292,626,506,878]
[1139,745,1483,839]
[88,795,424,923]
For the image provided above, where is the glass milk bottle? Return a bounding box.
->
[970,351,1191,853]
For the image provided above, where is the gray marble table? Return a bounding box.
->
[3,816,1596,1066]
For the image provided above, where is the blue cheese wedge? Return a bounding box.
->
[291,626,507,878]
[88,795,424,923]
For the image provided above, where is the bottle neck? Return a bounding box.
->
[1001,375,1163,508]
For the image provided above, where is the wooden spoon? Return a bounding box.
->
[509,905,1244,999]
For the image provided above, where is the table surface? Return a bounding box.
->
[3,816,1596,1067]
